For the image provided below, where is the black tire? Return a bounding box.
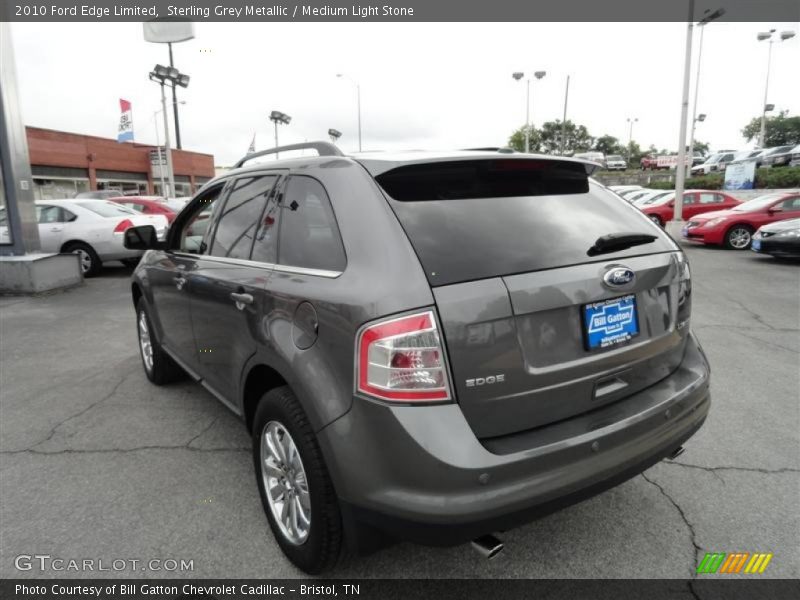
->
[135,298,185,384]
[724,225,754,250]
[63,241,101,277]
[252,386,343,574]
[648,214,663,227]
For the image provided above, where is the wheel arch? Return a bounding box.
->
[60,239,93,252]
[241,362,290,433]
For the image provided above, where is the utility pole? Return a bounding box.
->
[560,75,570,155]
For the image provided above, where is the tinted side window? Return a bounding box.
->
[36,205,60,223]
[177,185,225,253]
[277,176,346,272]
[210,175,276,259]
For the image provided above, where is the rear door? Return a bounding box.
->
[35,205,65,252]
[188,172,281,405]
[374,158,687,439]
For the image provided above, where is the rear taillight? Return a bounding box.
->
[357,310,451,403]
[114,219,134,233]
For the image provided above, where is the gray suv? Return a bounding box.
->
[124,143,710,573]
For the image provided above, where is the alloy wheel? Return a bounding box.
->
[73,248,93,273]
[138,311,154,373]
[260,421,311,545]
[728,227,751,249]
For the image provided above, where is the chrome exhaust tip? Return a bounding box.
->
[471,534,504,560]
[668,446,686,460]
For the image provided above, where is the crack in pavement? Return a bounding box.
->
[1,371,135,455]
[186,417,219,448]
[641,472,701,579]
[730,299,778,331]
[665,460,800,476]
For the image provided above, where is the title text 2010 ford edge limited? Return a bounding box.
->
[124,145,710,573]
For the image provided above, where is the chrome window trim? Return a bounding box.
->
[168,252,342,279]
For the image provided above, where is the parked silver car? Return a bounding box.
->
[0,199,168,276]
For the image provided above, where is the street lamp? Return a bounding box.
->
[671,1,726,235]
[269,111,291,158]
[512,70,546,153]
[757,29,796,148]
[328,128,342,144]
[149,63,189,198]
[626,117,638,149]
[336,74,362,152]
[686,7,725,177]
[152,100,186,196]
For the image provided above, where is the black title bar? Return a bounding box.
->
[2,0,800,22]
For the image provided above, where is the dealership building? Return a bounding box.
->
[26,126,215,200]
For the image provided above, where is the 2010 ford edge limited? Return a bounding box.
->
[125,144,710,573]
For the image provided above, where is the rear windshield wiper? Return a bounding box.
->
[587,232,658,257]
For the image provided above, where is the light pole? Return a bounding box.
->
[512,70,546,153]
[559,75,570,155]
[336,74,361,152]
[269,111,291,158]
[757,29,796,148]
[152,100,185,196]
[669,0,696,235]
[687,8,725,177]
[149,64,189,198]
[328,128,342,144]
[626,117,638,147]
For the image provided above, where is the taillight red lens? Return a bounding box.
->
[357,310,451,403]
[114,219,134,233]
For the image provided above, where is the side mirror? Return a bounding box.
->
[768,206,782,213]
[124,225,164,250]
[668,201,675,208]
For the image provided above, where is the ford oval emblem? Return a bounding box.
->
[604,266,635,288]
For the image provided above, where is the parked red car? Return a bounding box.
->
[681,191,800,249]
[638,190,741,226]
[110,196,178,224]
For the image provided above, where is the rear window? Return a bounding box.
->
[376,160,675,286]
[75,201,137,217]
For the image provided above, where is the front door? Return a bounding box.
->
[188,172,281,404]
[149,183,227,373]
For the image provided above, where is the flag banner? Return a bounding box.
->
[118,98,134,143]
[248,133,256,153]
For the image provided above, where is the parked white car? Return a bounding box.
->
[605,155,627,170]
[0,199,168,277]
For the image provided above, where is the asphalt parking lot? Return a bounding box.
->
[0,245,798,579]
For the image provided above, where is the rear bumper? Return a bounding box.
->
[95,236,144,262]
[319,333,710,546]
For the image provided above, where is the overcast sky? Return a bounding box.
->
[10,21,800,165]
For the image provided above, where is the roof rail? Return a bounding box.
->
[233,141,344,169]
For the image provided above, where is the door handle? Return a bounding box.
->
[50,227,63,232]
[230,292,254,309]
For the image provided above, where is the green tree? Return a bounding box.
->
[508,125,543,153]
[741,111,800,146]
[625,141,644,165]
[594,134,624,156]
[508,119,593,155]
[693,140,710,155]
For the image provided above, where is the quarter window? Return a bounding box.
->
[276,176,345,272]
[210,175,277,260]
